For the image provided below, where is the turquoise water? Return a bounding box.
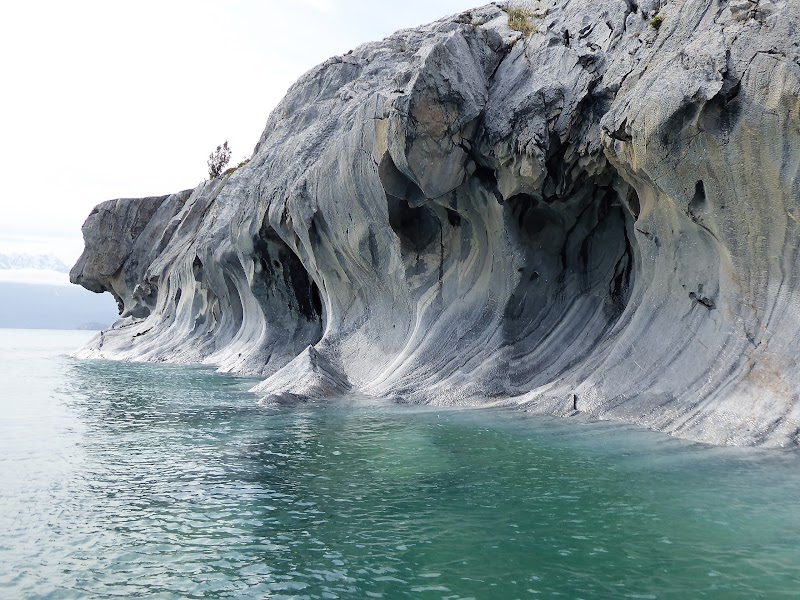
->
[1,330,799,599]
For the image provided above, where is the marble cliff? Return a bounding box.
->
[71,0,800,446]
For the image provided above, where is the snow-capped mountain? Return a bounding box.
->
[0,252,118,329]
[0,252,69,273]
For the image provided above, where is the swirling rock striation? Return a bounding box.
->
[71,0,800,446]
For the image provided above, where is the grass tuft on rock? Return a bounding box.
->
[506,2,535,36]
[222,158,251,177]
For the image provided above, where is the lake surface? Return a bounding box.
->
[1,329,799,599]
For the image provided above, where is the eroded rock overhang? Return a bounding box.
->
[70,0,800,446]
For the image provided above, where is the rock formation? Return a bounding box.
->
[71,0,800,446]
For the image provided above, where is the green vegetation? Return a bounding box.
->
[650,15,663,29]
[207,140,231,179]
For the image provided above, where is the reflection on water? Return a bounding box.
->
[1,330,799,599]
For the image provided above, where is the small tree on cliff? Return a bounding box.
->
[207,140,231,179]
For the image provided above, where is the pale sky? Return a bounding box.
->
[0,0,482,266]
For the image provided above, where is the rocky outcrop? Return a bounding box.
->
[71,0,800,447]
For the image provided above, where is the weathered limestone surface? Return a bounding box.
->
[71,0,800,446]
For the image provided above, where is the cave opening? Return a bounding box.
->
[378,151,441,252]
[386,194,439,251]
[310,281,323,317]
[250,223,325,330]
[506,193,563,241]
[473,164,498,188]
[446,207,462,227]
[192,255,204,282]
[627,186,641,220]
[224,272,244,326]
[691,180,706,211]
[500,173,637,351]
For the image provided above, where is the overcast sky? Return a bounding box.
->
[0,0,482,265]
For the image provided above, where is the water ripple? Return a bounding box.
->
[1,331,799,599]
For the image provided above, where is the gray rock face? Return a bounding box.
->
[71,0,800,447]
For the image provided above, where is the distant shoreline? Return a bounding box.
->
[0,281,117,330]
